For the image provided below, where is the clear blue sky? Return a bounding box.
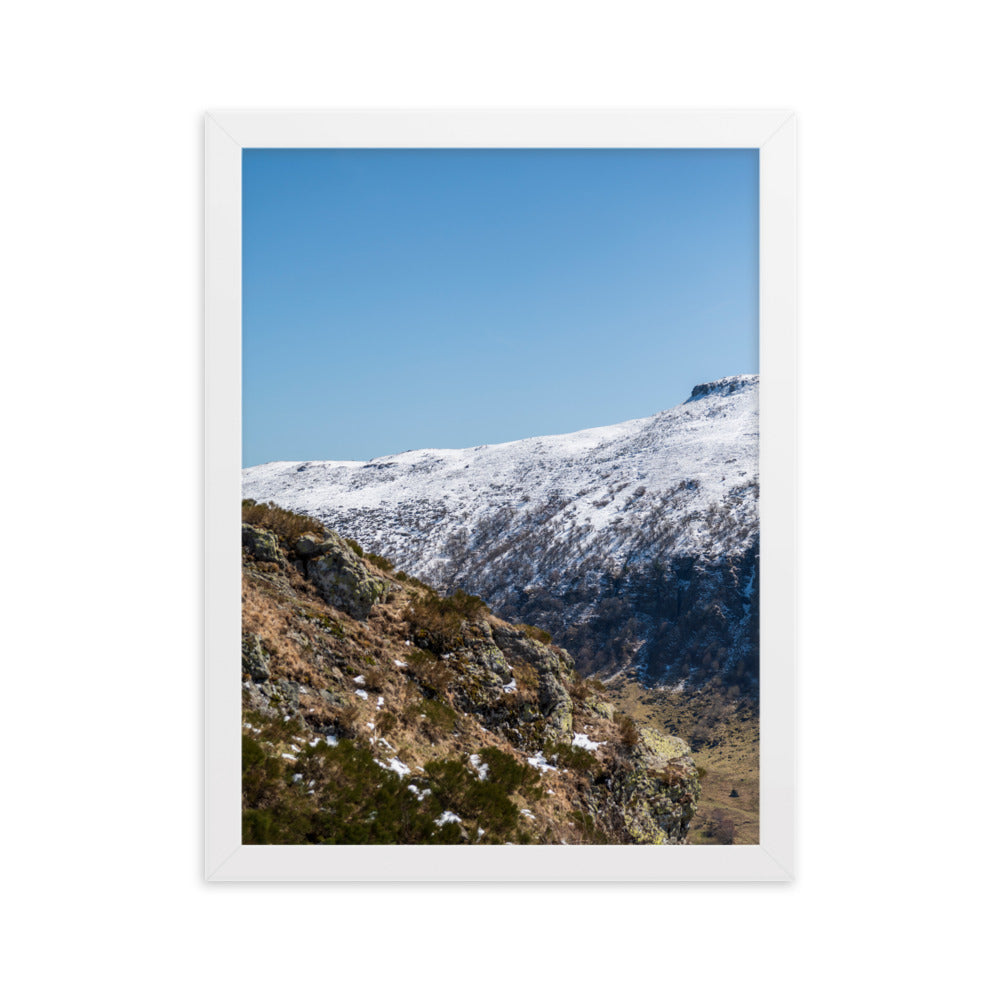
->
[243,148,758,466]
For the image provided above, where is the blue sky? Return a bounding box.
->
[243,148,758,466]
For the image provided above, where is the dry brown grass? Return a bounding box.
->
[241,527,684,846]
[606,677,760,845]
[242,498,327,543]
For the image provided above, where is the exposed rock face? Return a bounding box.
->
[305,538,388,620]
[614,729,700,845]
[241,632,271,681]
[241,524,281,563]
[445,619,575,741]
[492,623,574,736]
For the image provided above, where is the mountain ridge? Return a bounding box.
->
[244,375,759,690]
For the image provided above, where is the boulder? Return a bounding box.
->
[241,632,271,681]
[305,534,387,620]
[492,623,574,736]
[242,524,281,562]
[294,533,338,558]
[460,620,513,685]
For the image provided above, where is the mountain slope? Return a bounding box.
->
[243,375,759,690]
[240,502,700,845]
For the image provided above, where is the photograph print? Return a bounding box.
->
[239,147,760,847]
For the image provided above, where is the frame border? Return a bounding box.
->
[206,110,796,882]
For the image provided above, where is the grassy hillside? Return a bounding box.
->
[240,500,701,846]
[605,678,759,844]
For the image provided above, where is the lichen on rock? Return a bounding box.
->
[303,532,388,620]
[241,632,271,681]
[242,524,281,562]
[614,728,700,844]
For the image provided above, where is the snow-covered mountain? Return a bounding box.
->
[243,374,759,691]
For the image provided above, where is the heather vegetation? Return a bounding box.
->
[242,498,326,543]
[240,501,702,845]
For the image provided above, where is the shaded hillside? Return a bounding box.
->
[240,501,701,846]
[243,375,759,692]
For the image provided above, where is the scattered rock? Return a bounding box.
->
[241,632,271,681]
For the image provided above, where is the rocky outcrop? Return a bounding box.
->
[492,623,574,736]
[243,521,388,620]
[242,524,281,562]
[443,619,575,741]
[304,539,388,620]
[613,729,700,844]
[241,632,271,681]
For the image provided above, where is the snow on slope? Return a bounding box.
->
[243,375,759,685]
[243,374,758,574]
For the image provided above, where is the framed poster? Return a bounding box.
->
[206,110,795,881]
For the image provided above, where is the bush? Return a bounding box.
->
[404,589,489,654]
[241,709,459,845]
[402,697,458,740]
[516,622,552,645]
[424,757,525,842]
[478,747,542,800]
[242,499,327,544]
[615,712,641,749]
[365,551,394,573]
[394,569,435,591]
[405,649,455,699]
[704,810,737,845]
[543,739,599,775]
[375,710,397,734]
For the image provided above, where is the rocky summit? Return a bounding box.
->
[243,375,759,692]
[241,501,700,846]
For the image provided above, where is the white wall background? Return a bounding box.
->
[3,3,996,997]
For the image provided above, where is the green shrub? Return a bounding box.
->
[403,649,456,700]
[478,746,542,800]
[543,738,599,774]
[365,551,394,573]
[241,710,460,845]
[404,589,489,654]
[375,710,398,734]
[404,697,458,739]
[424,757,525,842]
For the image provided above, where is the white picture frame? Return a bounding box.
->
[205,109,796,882]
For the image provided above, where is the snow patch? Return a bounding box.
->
[469,753,489,781]
[527,753,557,773]
[378,757,411,778]
[572,732,603,751]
